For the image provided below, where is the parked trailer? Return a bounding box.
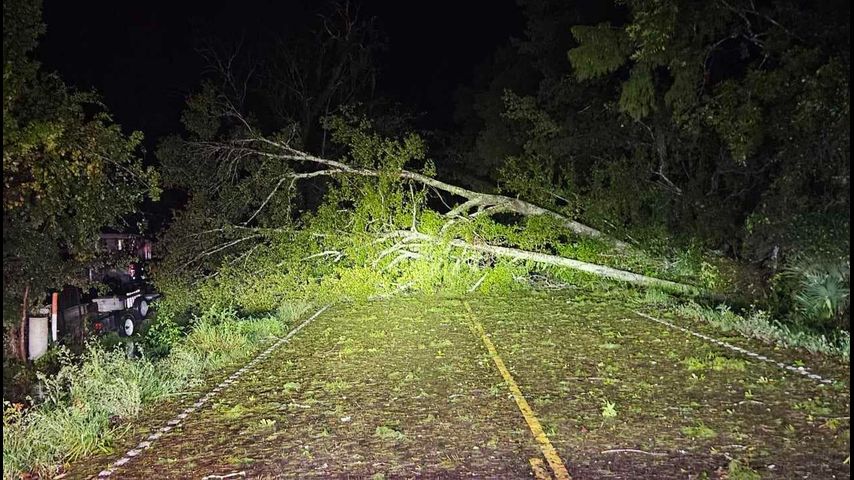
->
[29,291,160,360]
[90,290,160,337]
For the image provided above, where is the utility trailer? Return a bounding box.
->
[90,289,160,337]
[85,233,158,338]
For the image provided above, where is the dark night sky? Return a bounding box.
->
[38,0,524,152]
[36,0,523,232]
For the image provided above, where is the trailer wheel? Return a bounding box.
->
[133,297,150,318]
[118,311,141,337]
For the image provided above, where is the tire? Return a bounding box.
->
[117,311,141,337]
[133,297,150,319]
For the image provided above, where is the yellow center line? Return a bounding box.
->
[464,302,571,480]
[529,457,554,480]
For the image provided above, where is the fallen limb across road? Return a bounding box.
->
[184,128,708,297]
[389,230,703,294]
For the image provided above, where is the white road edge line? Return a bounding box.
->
[632,310,836,386]
[97,304,330,478]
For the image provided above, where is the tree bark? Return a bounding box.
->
[19,285,29,362]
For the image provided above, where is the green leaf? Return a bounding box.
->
[568,23,633,80]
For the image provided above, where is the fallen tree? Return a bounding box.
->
[154,110,720,313]
[175,128,706,296]
[191,136,630,249]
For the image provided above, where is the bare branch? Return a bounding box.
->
[244,177,288,226]
[601,449,668,457]
[469,273,488,293]
[446,198,483,218]
[179,234,263,272]
[302,250,344,262]
[384,250,422,270]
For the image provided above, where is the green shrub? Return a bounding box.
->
[786,259,849,329]
[766,256,850,336]
[142,312,183,359]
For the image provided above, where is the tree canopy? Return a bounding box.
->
[446,0,848,264]
[3,0,159,324]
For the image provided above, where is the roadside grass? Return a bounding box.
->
[636,289,850,361]
[2,302,310,480]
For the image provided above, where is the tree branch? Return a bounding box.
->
[388,230,701,294]
[194,138,629,249]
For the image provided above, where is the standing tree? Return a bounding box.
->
[258,1,385,153]
[449,0,848,263]
[3,0,159,359]
[565,0,849,259]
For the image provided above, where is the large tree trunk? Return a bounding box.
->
[397,170,627,248]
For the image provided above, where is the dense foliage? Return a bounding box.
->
[452,0,849,257]
[3,0,159,335]
[446,0,849,327]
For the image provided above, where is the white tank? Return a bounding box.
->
[28,316,49,360]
